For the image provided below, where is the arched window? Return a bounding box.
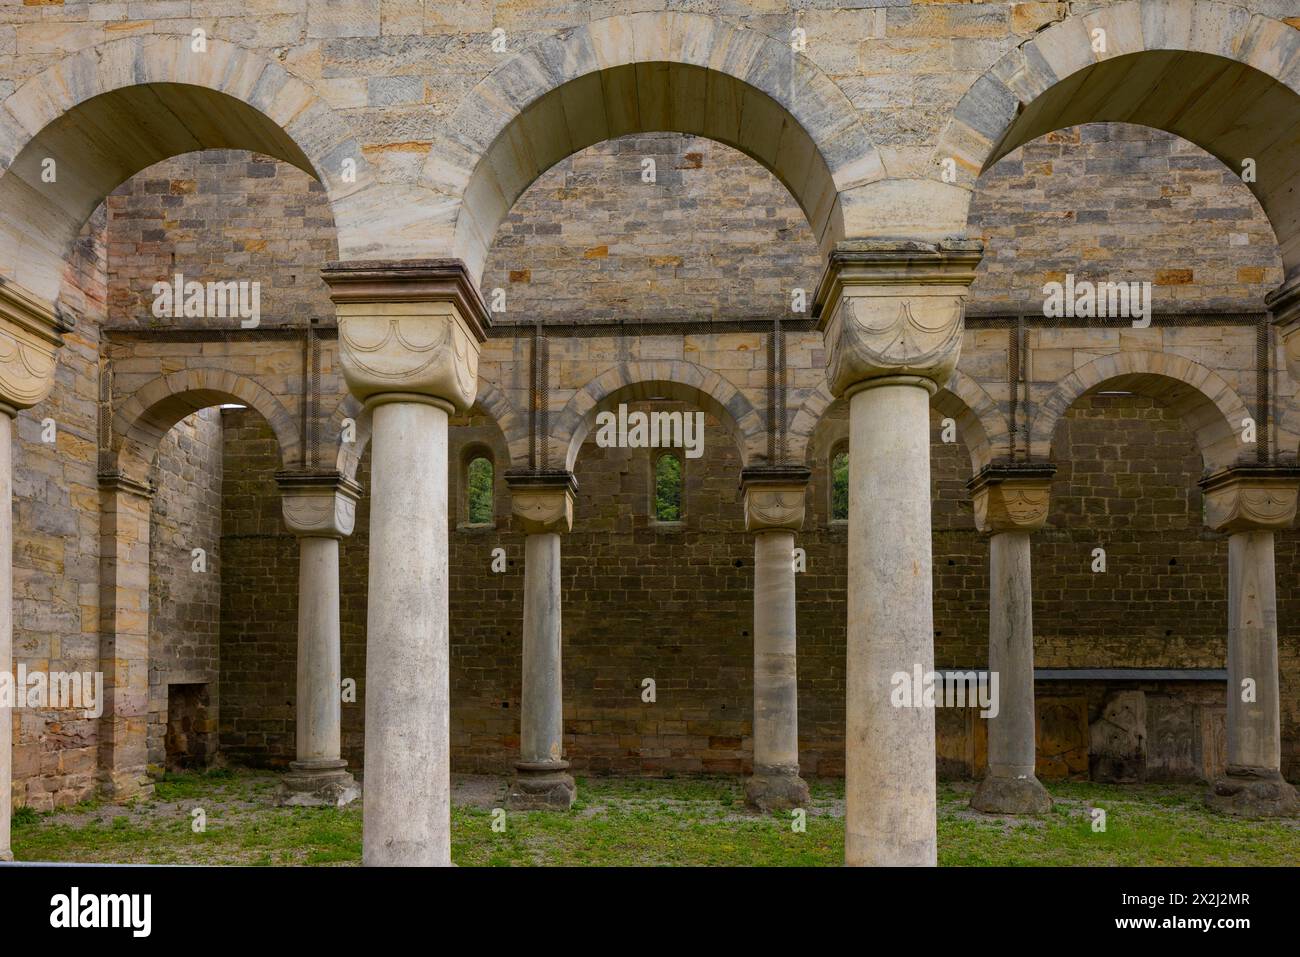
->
[654,453,682,523]
[831,448,849,522]
[466,455,494,525]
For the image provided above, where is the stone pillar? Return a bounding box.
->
[967,465,1055,814]
[0,281,67,860]
[741,466,811,812]
[505,470,577,810]
[274,471,363,808]
[814,239,982,866]
[322,259,487,866]
[1199,466,1300,817]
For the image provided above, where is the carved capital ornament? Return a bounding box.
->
[967,464,1056,535]
[276,471,362,538]
[321,259,489,413]
[740,466,811,533]
[0,279,72,417]
[813,240,982,398]
[506,470,577,535]
[1199,466,1300,534]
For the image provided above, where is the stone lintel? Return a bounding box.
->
[320,259,487,412]
[0,278,74,416]
[1199,465,1300,534]
[1266,274,1300,381]
[97,470,155,500]
[275,470,362,538]
[506,469,577,535]
[810,239,983,398]
[740,465,811,533]
[967,463,1056,534]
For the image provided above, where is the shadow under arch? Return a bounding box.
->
[552,360,764,472]
[0,33,368,305]
[938,0,1300,274]
[1029,350,1252,472]
[427,11,884,281]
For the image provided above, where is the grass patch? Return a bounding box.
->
[10,771,1297,866]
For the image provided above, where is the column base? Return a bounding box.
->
[1205,766,1298,818]
[97,770,155,803]
[506,761,576,810]
[275,760,361,808]
[745,765,810,812]
[0,850,12,862]
[971,772,1053,815]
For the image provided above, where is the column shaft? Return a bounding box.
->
[297,536,342,763]
[363,400,451,866]
[846,382,936,866]
[1226,530,1281,772]
[520,532,563,765]
[753,529,799,771]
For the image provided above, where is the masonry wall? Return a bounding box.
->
[148,409,223,771]
[10,208,106,811]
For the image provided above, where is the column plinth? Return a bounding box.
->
[967,465,1054,815]
[1200,466,1300,817]
[815,239,982,865]
[323,259,487,864]
[741,466,811,812]
[505,471,577,811]
[274,472,362,809]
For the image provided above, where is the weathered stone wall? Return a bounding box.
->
[10,208,106,811]
[148,408,223,771]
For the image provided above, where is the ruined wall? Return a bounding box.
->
[148,409,223,771]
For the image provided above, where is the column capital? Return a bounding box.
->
[276,470,362,538]
[967,464,1056,534]
[1266,274,1300,381]
[1199,465,1300,533]
[741,465,811,533]
[321,258,489,414]
[0,280,73,417]
[812,239,982,399]
[97,469,155,499]
[506,469,577,535]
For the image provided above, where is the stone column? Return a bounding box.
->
[0,281,67,861]
[741,466,811,812]
[274,471,363,807]
[813,239,982,866]
[967,465,1055,814]
[1199,466,1300,817]
[505,470,577,810]
[322,259,487,866]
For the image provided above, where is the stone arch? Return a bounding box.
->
[790,371,1001,474]
[0,33,380,303]
[112,368,298,485]
[423,11,882,281]
[331,378,525,482]
[937,0,1300,273]
[1029,350,1252,472]
[553,360,764,472]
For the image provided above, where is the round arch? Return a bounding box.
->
[1029,349,1252,471]
[112,369,299,484]
[0,34,376,303]
[553,360,763,472]
[421,11,882,281]
[936,1,1300,272]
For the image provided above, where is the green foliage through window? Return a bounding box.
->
[654,454,682,522]
[831,449,849,521]
[467,456,494,524]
